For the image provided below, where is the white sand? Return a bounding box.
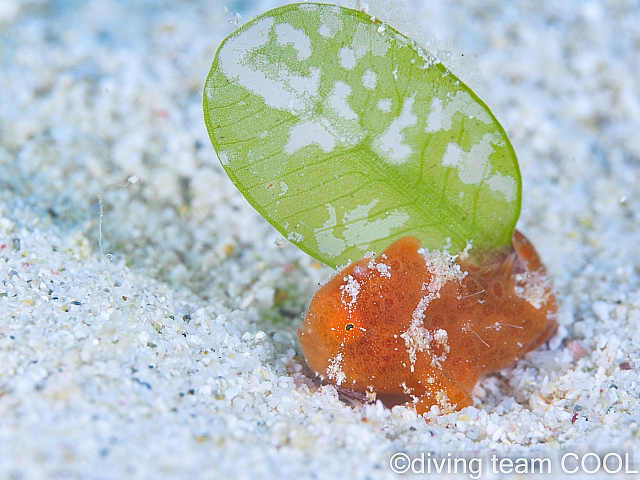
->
[1,0,640,478]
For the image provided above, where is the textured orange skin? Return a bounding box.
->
[298,231,558,414]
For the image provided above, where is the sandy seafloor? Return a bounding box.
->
[1,0,640,478]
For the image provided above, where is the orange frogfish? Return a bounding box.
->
[298,231,557,414]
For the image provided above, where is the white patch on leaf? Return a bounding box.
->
[218,151,229,165]
[339,47,357,69]
[486,172,516,202]
[319,9,343,38]
[361,69,377,89]
[285,120,336,154]
[328,81,358,121]
[314,204,346,257]
[442,134,496,185]
[275,23,312,61]
[426,91,492,133]
[287,231,304,242]
[342,200,410,250]
[314,201,410,257]
[377,98,392,112]
[425,97,443,132]
[373,97,417,164]
[339,22,389,71]
[298,3,317,11]
[218,16,320,114]
[354,23,390,57]
[285,81,363,155]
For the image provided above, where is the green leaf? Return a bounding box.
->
[204,2,521,267]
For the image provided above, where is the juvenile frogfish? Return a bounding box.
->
[298,231,557,414]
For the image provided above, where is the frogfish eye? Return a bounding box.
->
[330,309,364,341]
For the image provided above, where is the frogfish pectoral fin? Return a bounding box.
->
[409,373,474,415]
